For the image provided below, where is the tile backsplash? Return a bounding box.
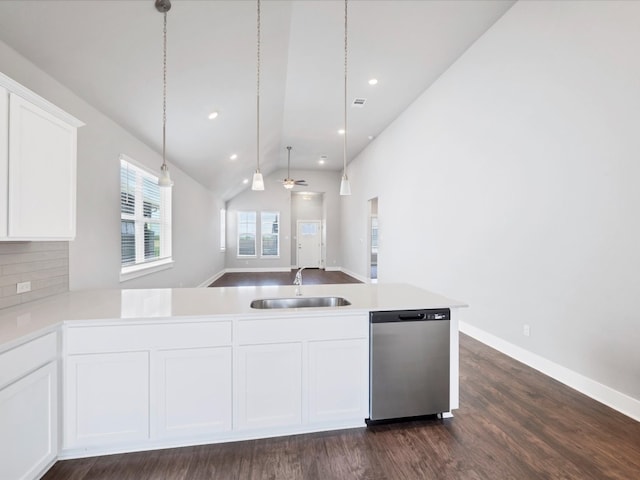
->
[0,242,69,310]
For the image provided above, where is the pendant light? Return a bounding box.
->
[339,0,352,196]
[252,0,265,191]
[283,146,295,189]
[156,0,173,187]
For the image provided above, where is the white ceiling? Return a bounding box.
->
[0,0,514,200]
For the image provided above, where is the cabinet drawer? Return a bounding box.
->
[237,314,367,345]
[0,332,57,389]
[66,321,232,354]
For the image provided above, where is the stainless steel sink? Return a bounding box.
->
[250,296,351,309]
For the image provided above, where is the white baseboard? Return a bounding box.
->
[325,266,341,272]
[339,268,370,284]
[460,321,640,422]
[198,270,225,288]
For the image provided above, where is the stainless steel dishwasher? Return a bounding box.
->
[368,308,450,423]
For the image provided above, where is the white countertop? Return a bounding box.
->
[0,283,466,352]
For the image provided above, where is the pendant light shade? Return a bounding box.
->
[158,164,172,187]
[340,174,351,196]
[156,0,173,188]
[340,0,351,196]
[252,171,265,190]
[252,0,265,191]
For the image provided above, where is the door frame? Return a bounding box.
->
[367,198,378,282]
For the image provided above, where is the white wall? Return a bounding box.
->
[226,168,341,270]
[0,40,225,289]
[341,0,640,402]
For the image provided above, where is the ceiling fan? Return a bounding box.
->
[281,146,308,189]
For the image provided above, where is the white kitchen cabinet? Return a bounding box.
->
[64,351,150,448]
[0,73,83,240]
[307,339,368,424]
[0,362,58,480]
[61,314,369,457]
[63,320,233,453]
[0,332,58,480]
[235,313,369,432]
[236,343,303,430]
[0,86,8,236]
[155,346,232,439]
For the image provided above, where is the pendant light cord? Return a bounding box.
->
[343,0,348,179]
[162,10,167,169]
[256,0,261,172]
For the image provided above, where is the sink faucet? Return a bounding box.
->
[293,268,305,295]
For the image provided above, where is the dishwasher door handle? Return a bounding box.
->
[398,313,426,321]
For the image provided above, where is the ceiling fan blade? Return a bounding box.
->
[294,180,307,185]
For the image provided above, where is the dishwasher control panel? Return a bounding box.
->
[369,308,450,323]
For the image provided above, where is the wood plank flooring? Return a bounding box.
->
[209,269,361,287]
[44,333,640,480]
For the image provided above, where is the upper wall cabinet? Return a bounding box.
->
[0,73,84,241]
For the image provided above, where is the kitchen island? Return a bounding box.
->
[0,283,465,480]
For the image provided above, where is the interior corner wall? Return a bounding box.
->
[226,168,341,270]
[0,40,225,289]
[341,0,640,401]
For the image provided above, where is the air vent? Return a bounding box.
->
[352,98,367,107]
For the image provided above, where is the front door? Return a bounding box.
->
[297,220,322,268]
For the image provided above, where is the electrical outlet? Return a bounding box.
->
[523,324,531,337]
[17,281,31,294]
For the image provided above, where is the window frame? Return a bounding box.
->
[119,154,173,282]
[260,211,280,258]
[237,210,257,258]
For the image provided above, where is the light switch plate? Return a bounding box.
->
[16,281,31,294]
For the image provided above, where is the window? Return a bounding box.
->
[237,211,256,257]
[261,211,280,257]
[220,208,226,251]
[120,155,172,280]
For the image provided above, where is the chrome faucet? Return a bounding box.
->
[293,267,305,295]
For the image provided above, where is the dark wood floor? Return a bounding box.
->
[209,268,362,287]
[44,334,640,480]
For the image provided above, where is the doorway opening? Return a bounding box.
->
[368,197,378,282]
[291,192,324,269]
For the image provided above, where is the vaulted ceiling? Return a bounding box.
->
[0,0,514,199]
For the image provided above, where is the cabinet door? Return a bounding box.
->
[0,362,57,480]
[8,93,76,239]
[155,347,232,439]
[236,343,302,430]
[0,87,7,238]
[64,352,149,449]
[308,339,368,424]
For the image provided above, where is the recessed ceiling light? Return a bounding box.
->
[368,135,374,140]
[368,78,378,85]
[208,111,219,120]
[242,178,249,184]
[318,155,327,165]
[230,154,238,160]
[338,129,345,135]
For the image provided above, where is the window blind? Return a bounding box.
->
[120,155,172,269]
